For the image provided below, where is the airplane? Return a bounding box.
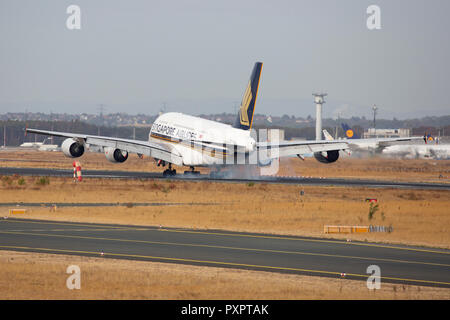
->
[38,144,60,152]
[20,138,60,151]
[20,140,46,148]
[382,144,450,160]
[20,142,43,148]
[26,62,349,177]
[341,123,360,139]
[322,127,422,154]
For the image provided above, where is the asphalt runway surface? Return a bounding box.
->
[0,202,219,208]
[1,218,449,288]
[1,166,449,190]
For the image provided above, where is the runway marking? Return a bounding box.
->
[1,230,449,268]
[0,219,141,231]
[0,202,222,208]
[2,219,450,256]
[1,245,449,287]
[158,229,450,256]
[5,228,149,233]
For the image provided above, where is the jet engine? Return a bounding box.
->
[104,147,128,163]
[313,150,339,163]
[61,138,85,158]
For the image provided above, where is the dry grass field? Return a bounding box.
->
[0,176,449,248]
[0,150,449,299]
[2,250,449,300]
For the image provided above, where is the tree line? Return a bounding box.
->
[0,120,149,146]
[0,120,449,146]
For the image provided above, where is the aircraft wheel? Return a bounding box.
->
[184,171,200,175]
[163,169,176,177]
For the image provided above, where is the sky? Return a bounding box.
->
[1,0,449,119]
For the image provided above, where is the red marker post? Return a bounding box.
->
[73,161,82,182]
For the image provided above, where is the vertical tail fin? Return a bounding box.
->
[341,123,359,139]
[233,62,263,131]
[323,129,334,141]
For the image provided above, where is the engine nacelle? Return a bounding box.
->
[314,150,340,163]
[104,147,128,163]
[61,138,85,158]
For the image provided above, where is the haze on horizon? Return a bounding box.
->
[1,0,449,120]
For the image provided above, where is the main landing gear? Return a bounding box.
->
[184,166,200,176]
[159,161,200,178]
[162,165,200,177]
[163,163,176,177]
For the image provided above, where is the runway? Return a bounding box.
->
[0,202,219,208]
[1,218,449,288]
[1,166,449,190]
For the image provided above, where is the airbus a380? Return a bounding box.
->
[26,62,349,177]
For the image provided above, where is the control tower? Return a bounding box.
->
[313,93,327,140]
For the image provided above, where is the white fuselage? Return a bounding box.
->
[20,142,44,148]
[382,144,450,160]
[148,112,256,166]
[38,144,60,151]
[20,141,59,151]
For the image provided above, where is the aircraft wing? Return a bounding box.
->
[347,136,423,152]
[350,136,423,144]
[322,129,422,145]
[256,140,348,159]
[321,130,424,153]
[25,128,184,166]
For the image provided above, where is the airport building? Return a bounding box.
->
[363,128,411,139]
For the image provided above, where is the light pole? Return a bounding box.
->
[97,104,106,135]
[313,93,327,140]
[372,104,378,137]
[335,112,341,139]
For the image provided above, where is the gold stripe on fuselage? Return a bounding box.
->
[150,133,229,159]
